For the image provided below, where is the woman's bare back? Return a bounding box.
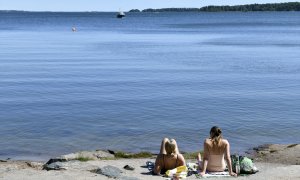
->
[203,138,228,171]
[205,138,228,155]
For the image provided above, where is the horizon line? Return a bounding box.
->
[1,2,299,13]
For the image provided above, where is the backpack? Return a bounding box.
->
[231,155,258,174]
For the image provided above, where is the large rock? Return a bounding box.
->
[92,165,123,178]
[250,144,300,165]
[43,159,98,171]
[43,158,68,170]
[60,150,114,161]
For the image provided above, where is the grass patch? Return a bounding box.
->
[114,151,203,159]
[182,151,203,159]
[287,144,298,148]
[100,157,116,160]
[114,151,153,159]
[75,156,94,162]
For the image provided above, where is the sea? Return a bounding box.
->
[0,11,300,161]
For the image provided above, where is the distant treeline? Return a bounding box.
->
[201,2,300,12]
[141,8,200,12]
[129,2,300,12]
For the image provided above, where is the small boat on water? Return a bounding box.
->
[117,10,125,18]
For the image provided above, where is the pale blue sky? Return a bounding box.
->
[0,0,297,12]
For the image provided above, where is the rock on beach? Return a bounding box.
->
[249,144,300,165]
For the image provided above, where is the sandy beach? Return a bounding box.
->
[0,144,299,180]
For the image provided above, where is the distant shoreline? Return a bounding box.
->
[1,2,300,13]
[135,2,300,12]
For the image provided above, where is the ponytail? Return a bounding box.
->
[210,126,222,146]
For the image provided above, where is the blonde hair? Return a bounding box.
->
[210,126,222,146]
[165,139,176,155]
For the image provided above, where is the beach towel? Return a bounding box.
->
[195,171,230,178]
[146,161,188,178]
[187,162,230,178]
[165,165,188,179]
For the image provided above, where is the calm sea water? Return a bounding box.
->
[0,12,300,160]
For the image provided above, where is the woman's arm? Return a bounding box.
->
[224,140,237,177]
[200,140,209,176]
[153,154,162,175]
[178,154,186,166]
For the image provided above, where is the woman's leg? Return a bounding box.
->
[159,138,169,154]
[197,152,202,161]
[197,152,203,170]
[170,139,180,154]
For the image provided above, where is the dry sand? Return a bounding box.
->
[0,144,299,180]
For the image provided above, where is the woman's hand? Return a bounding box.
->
[229,172,237,177]
[199,171,206,177]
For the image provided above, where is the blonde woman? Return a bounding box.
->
[154,138,186,175]
[198,126,237,177]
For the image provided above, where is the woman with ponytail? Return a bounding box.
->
[198,126,236,177]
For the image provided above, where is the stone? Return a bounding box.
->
[92,165,122,178]
[43,158,68,170]
[94,150,115,159]
[60,150,114,161]
[60,153,77,160]
[45,158,67,165]
[43,162,67,171]
[123,165,135,171]
[107,150,115,154]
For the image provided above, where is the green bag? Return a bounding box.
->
[231,155,258,174]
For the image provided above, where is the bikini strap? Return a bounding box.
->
[175,154,179,168]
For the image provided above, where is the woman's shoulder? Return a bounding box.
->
[204,138,211,143]
[221,139,229,145]
[177,153,184,159]
[204,138,215,146]
[176,153,186,164]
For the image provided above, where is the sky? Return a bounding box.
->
[0,0,298,12]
